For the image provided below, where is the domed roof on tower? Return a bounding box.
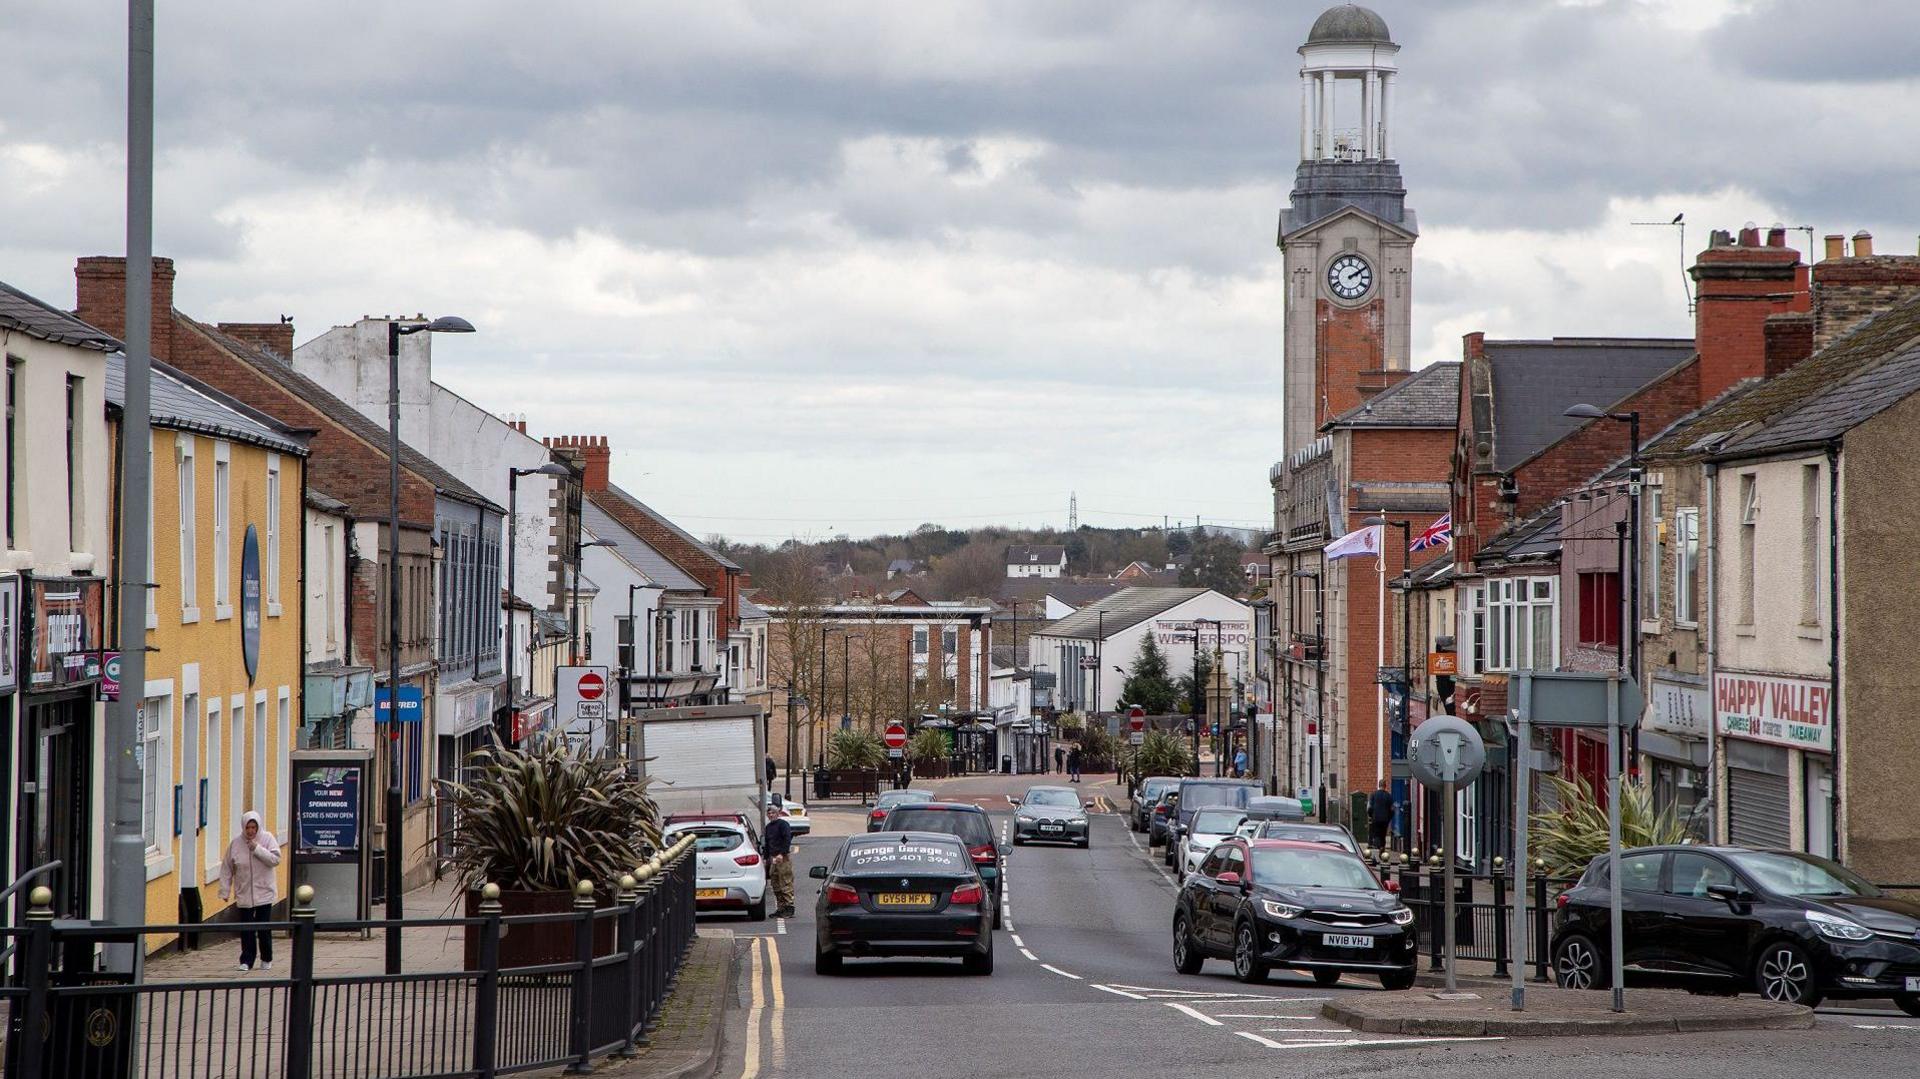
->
[1306,4,1393,46]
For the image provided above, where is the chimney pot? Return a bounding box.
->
[1853,230,1874,257]
[1766,227,1786,248]
[1824,234,1846,260]
[1710,229,1733,248]
[1738,226,1761,247]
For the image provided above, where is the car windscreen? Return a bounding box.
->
[670,827,745,853]
[1181,784,1255,810]
[1023,789,1079,808]
[1251,847,1380,890]
[1141,778,1177,799]
[1259,825,1356,851]
[1192,809,1246,835]
[841,839,969,875]
[1726,851,1882,898]
[884,808,992,847]
[877,791,934,808]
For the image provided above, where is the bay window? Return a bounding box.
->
[1482,575,1557,673]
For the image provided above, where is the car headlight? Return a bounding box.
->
[1015,814,1036,823]
[1261,901,1305,920]
[1389,906,1414,926]
[1067,816,1086,825]
[1188,840,1206,852]
[1807,910,1874,941]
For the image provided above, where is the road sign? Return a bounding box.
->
[1128,705,1145,733]
[374,685,424,723]
[1407,715,1486,789]
[577,671,605,701]
[888,748,904,759]
[1078,657,1098,670]
[558,665,610,729]
[1128,731,1145,746]
[883,723,908,750]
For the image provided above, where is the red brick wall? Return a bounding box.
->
[216,321,295,361]
[1690,234,1805,401]
[1349,428,1453,483]
[586,488,746,634]
[74,255,174,362]
[1317,298,1392,426]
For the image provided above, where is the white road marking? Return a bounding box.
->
[1041,964,1083,980]
[1213,1012,1328,1019]
[1164,1002,1224,1026]
[1019,948,1039,961]
[1852,1023,1920,1030]
[774,918,787,935]
[1277,1036,1508,1050]
[1009,934,1024,948]
[1258,1027,1345,1033]
[1092,984,1147,999]
[1236,1032,1293,1048]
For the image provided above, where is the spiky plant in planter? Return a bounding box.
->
[827,729,887,770]
[1134,730,1194,778]
[1529,773,1686,878]
[906,728,950,764]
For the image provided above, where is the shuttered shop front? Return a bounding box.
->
[1725,738,1790,849]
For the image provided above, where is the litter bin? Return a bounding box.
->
[1000,755,1012,775]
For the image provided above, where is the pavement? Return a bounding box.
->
[601,929,736,1079]
[706,770,1920,1079]
[1325,984,1814,1037]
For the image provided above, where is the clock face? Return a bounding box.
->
[1326,254,1373,301]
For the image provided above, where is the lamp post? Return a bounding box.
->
[1565,404,1642,763]
[1364,515,1414,788]
[779,683,806,800]
[841,632,864,730]
[817,625,837,768]
[1193,617,1221,774]
[568,538,617,666]
[383,314,474,976]
[1293,569,1326,822]
[508,462,571,737]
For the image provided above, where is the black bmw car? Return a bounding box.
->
[1173,839,1417,989]
[1551,845,1920,1012]
[1009,785,1091,847]
[811,832,994,975]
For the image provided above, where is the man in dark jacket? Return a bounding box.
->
[764,806,795,917]
[765,754,777,787]
[1367,779,1395,853]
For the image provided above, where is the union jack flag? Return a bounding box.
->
[1411,513,1452,551]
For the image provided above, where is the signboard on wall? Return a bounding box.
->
[1647,678,1710,739]
[1714,670,1831,752]
[0,575,17,693]
[296,765,362,851]
[241,525,262,682]
[27,576,104,689]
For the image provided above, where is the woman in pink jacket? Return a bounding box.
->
[218,811,282,971]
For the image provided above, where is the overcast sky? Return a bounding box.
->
[6,1,1915,542]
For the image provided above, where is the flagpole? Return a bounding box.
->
[1376,515,1387,786]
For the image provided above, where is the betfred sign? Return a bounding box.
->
[1714,670,1831,753]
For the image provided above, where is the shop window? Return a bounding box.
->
[1577,571,1622,649]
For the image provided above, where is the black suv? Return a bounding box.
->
[874,801,1002,929]
[1551,845,1920,1012]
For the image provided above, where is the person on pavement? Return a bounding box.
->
[1066,746,1082,782]
[1368,779,1395,853]
[1054,745,1065,774]
[765,753,777,787]
[764,804,796,917]
[1232,747,1248,777]
[218,810,282,972]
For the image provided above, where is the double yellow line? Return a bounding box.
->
[740,935,785,1079]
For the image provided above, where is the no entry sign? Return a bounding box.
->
[884,723,908,750]
[559,665,610,729]
[1128,705,1146,732]
[577,671,605,700]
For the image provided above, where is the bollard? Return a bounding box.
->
[1427,857,1444,972]
[1533,863,1551,982]
[1491,857,1509,978]
[616,874,642,1057]
[18,886,55,1079]
[474,883,503,1079]
[286,885,319,1079]
[567,880,597,1074]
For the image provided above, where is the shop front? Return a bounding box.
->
[16,576,106,919]
[1644,674,1711,837]
[1714,669,1832,855]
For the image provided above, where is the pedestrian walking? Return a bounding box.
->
[1368,779,1395,853]
[765,753,777,787]
[1232,747,1248,778]
[1053,745,1065,774]
[764,805,796,917]
[218,810,282,972]
[1066,746,1082,783]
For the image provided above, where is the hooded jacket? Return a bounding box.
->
[219,811,282,909]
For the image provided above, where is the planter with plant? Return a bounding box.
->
[1079,726,1120,773]
[1529,774,1685,878]
[1133,730,1193,779]
[441,734,664,966]
[906,729,950,777]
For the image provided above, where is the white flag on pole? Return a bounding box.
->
[1325,524,1383,560]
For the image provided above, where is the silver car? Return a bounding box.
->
[1009,786,1091,847]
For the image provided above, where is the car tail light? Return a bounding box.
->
[1555,892,1570,910]
[825,883,860,907]
[969,844,996,865]
[869,808,887,822]
[734,854,761,867]
[950,882,984,905]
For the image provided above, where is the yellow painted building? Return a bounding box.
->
[110,357,309,937]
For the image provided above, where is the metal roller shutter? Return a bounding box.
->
[1727,766,1791,849]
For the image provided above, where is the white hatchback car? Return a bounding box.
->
[666,821,769,921]
[1180,808,1250,877]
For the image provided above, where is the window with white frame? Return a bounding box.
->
[266,456,281,611]
[140,691,172,863]
[1460,584,1487,676]
[213,444,231,613]
[913,627,929,655]
[1675,508,1700,626]
[178,437,197,615]
[1485,576,1557,673]
[1800,464,1820,626]
[1738,474,1759,625]
[1644,485,1662,624]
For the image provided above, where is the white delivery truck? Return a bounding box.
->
[628,703,768,840]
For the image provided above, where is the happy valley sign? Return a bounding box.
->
[1714,670,1831,753]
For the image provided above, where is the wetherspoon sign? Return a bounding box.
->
[1713,670,1831,753]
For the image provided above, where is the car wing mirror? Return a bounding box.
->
[1216,871,1240,887]
[1705,883,1751,907]
[1085,800,1096,810]
[1006,795,1019,806]
[1383,879,1401,894]
[808,865,828,880]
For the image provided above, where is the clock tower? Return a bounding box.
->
[1280,4,1417,454]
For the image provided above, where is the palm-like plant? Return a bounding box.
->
[438,734,662,893]
[1079,726,1120,769]
[827,729,886,770]
[1134,730,1193,778]
[1529,773,1686,878]
[906,728,949,764]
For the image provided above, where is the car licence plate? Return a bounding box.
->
[873,893,934,907]
[696,888,727,900]
[1041,823,1063,832]
[1323,934,1372,949]
[1907,976,1920,992]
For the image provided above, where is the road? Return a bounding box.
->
[716,774,1920,1079]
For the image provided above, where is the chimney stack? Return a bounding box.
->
[1689,225,1809,401]
[542,435,612,493]
[216,321,295,361]
[1763,311,1815,377]
[1812,227,1920,349]
[74,256,176,362]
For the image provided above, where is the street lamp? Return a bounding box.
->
[1292,569,1326,822]
[507,462,571,729]
[1564,403,1642,763]
[1193,617,1221,775]
[841,633,864,730]
[569,539,617,665]
[383,314,474,975]
[1364,515,1414,789]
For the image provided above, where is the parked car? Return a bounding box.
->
[1009,785,1091,848]
[1165,779,1262,864]
[1551,845,1920,1013]
[765,791,811,835]
[867,789,936,832]
[1173,838,1417,989]
[664,811,759,847]
[1241,795,1310,825]
[1131,777,1181,833]
[1236,820,1361,855]
[810,832,994,975]
[1148,790,1180,848]
[1180,807,1251,877]
[872,801,1002,929]
[664,820,767,921]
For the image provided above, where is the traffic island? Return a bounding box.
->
[1322,985,1815,1038]
[603,928,736,1077]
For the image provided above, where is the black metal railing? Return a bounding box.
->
[1,837,697,1079]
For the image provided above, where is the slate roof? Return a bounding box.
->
[0,279,120,351]
[1006,544,1067,565]
[1038,587,1210,640]
[1485,338,1695,470]
[1641,293,1920,461]
[580,499,702,591]
[1475,504,1563,566]
[738,595,770,621]
[188,321,499,511]
[107,354,310,456]
[997,577,1128,609]
[594,483,740,571]
[1326,362,1460,429]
